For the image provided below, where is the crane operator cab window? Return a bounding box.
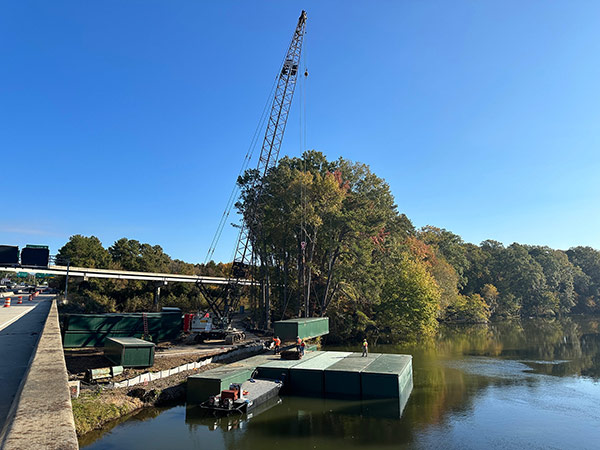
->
[281,59,298,77]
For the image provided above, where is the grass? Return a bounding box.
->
[71,391,139,436]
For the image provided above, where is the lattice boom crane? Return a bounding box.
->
[196,11,307,338]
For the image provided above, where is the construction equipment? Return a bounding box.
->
[189,313,246,344]
[197,11,308,339]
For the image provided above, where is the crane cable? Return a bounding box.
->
[205,27,306,265]
[281,37,309,320]
[301,47,308,317]
[299,41,309,318]
[204,75,278,264]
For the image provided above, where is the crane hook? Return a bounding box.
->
[304,69,309,77]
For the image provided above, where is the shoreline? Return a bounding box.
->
[73,363,220,437]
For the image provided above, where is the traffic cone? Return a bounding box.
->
[17,296,22,304]
[3,298,10,308]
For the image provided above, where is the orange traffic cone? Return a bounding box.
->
[17,296,22,304]
[3,297,10,308]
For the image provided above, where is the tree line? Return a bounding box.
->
[236,150,600,343]
[51,150,600,344]
[51,236,229,313]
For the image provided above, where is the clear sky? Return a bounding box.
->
[2,1,599,263]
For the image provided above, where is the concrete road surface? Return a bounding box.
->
[0,296,52,433]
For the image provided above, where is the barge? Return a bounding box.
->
[188,351,413,416]
[201,378,282,415]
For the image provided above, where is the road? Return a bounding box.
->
[0,295,52,434]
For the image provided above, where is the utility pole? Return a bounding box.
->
[154,281,167,311]
[64,258,70,303]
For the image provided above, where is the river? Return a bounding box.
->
[80,316,600,449]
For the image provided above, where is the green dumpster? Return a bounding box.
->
[104,337,155,368]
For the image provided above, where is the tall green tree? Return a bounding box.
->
[377,251,440,341]
[57,235,111,268]
[237,150,422,339]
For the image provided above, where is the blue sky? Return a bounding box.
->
[2,1,599,263]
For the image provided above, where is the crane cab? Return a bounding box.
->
[281,59,298,77]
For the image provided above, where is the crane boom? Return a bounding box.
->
[199,11,307,326]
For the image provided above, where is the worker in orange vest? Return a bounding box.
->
[273,336,281,354]
[296,336,302,353]
[362,339,368,357]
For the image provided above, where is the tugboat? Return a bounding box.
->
[201,378,283,415]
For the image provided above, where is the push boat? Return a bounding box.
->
[200,378,283,415]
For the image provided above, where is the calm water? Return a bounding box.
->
[81,317,600,449]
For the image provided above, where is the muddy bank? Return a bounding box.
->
[73,363,220,437]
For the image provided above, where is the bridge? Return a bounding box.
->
[0,265,253,285]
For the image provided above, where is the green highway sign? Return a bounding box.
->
[17,272,28,278]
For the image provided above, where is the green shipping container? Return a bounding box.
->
[273,317,329,342]
[104,337,155,368]
[61,311,182,347]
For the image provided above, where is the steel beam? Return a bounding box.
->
[0,265,253,286]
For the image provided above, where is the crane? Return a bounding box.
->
[193,11,308,342]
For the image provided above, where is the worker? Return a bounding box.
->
[300,339,306,356]
[273,336,281,354]
[362,339,368,357]
[296,336,302,353]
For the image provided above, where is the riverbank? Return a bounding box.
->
[73,362,221,436]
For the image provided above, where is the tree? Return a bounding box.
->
[404,236,459,314]
[237,151,405,320]
[236,150,430,341]
[567,246,600,312]
[528,246,575,315]
[480,284,499,314]
[443,293,491,324]
[495,244,546,317]
[54,235,205,313]
[377,251,440,341]
[462,243,491,296]
[57,235,111,268]
[417,226,469,288]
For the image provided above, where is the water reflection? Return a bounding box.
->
[81,316,600,449]
[185,396,283,432]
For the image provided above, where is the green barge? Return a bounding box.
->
[187,350,413,413]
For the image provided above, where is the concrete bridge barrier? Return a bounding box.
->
[0,300,78,449]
